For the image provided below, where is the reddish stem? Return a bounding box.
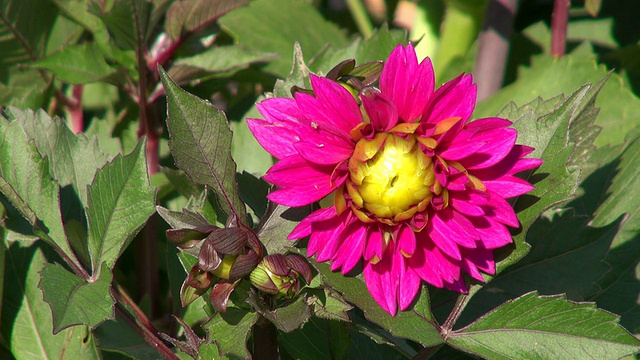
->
[113,286,178,360]
[551,0,570,58]
[70,85,84,134]
[473,0,518,101]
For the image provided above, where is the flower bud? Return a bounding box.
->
[250,254,312,299]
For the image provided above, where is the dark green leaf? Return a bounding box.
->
[164,0,250,40]
[201,308,258,358]
[39,263,114,332]
[447,292,640,359]
[314,261,442,347]
[247,294,311,333]
[160,67,247,223]
[219,0,349,78]
[94,315,161,359]
[86,140,155,270]
[305,288,353,322]
[34,43,117,84]
[1,242,100,359]
[279,318,350,360]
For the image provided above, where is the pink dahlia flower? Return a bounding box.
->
[248,44,542,316]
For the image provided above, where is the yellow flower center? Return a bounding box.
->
[347,133,435,223]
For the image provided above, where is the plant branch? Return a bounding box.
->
[112,284,179,360]
[346,0,375,39]
[441,293,472,338]
[473,0,518,101]
[551,0,570,58]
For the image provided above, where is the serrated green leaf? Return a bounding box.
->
[447,292,640,359]
[493,83,600,273]
[164,0,250,40]
[279,318,350,360]
[90,0,137,50]
[310,25,408,75]
[39,263,114,332]
[86,140,155,271]
[247,294,311,333]
[201,308,258,358]
[219,0,349,78]
[305,288,353,322]
[1,242,100,360]
[0,120,84,272]
[4,107,109,206]
[52,0,103,32]
[314,261,442,347]
[589,135,640,330]
[0,68,50,109]
[160,67,247,223]
[34,43,117,85]
[271,43,311,99]
[170,45,277,85]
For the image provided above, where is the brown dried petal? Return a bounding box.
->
[326,59,356,80]
[198,239,222,272]
[210,279,240,312]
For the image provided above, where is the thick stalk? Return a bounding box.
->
[435,0,487,75]
[252,315,279,360]
[346,0,375,39]
[550,0,570,58]
[473,0,518,101]
[132,0,161,319]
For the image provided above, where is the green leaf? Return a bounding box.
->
[246,294,311,333]
[447,292,640,359]
[314,261,442,347]
[588,135,640,330]
[493,83,601,273]
[0,120,83,272]
[1,242,100,359]
[201,308,258,358]
[305,288,353,322]
[39,263,114,332]
[89,0,137,50]
[94,315,162,359]
[86,140,155,271]
[52,0,103,32]
[160,67,247,223]
[219,0,349,78]
[476,35,640,147]
[34,43,117,84]
[0,68,50,109]
[585,0,602,17]
[310,25,408,74]
[164,0,250,40]
[169,45,277,85]
[4,107,109,206]
[279,318,350,360]
[257,202,311,255]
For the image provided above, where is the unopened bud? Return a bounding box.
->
[249,254,312,299]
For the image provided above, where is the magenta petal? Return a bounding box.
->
[247,118,299,159]
[307,74,363,133]
[289,207,337,240]
[450,195,485,216]
[265,156,342,207]
[360,91,398,132]
[398,258,421,311]
[308,213,348,259]
[486,192,519,228]
[483,176,535,198]
[331,221,367,274]
[424,74,476,124]
[427,216,462,260]
[364,227,384,261]
[474,217,513,249]
[397,224,416,256]
[431,211,478,249]
[293,127,354,165]
[364,255,398,316]
[380,44,435,122]
[463,128,518,170]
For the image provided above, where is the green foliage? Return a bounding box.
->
[448,292,640,358]
[3,0,640,359]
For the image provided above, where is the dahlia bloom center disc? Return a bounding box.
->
[248,43,542,316]
[347,133,434,223]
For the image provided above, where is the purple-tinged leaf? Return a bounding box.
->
[159,67,247,223]
[165,0,250,40]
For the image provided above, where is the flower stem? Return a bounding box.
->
[346,0,375,39]
[551,0,570,58]
[441,293,471,338]
[252,315,279,360]
[435,0,487,75]
[473,0,518,101]
[112,284,179,360]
